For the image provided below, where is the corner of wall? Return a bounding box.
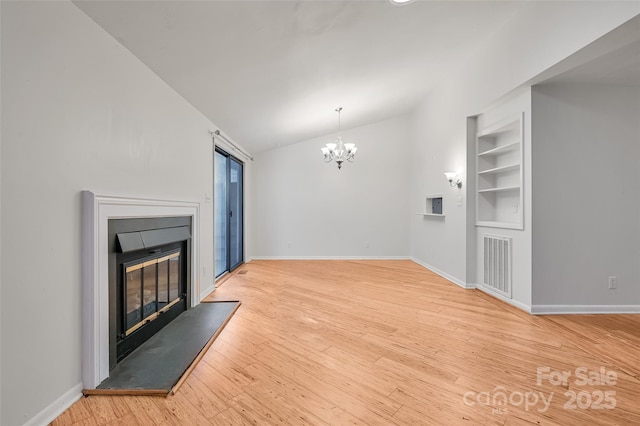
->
[23,383,83,426]
[410,257,470,289]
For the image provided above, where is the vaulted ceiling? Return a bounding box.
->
[74,1,526,153]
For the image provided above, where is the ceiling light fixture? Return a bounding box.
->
[321,107,358,170]
[388,0,415,5]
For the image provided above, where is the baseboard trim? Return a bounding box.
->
[250,256,410,261]
[409,257,471,289]
[200,284,215,300]
[475,284,532,313]
[25,382,83,426]
[531,304,640,315]
[409,258,532,313]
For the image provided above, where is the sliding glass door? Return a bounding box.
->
[228,158,243,269]
[214,148,244,277]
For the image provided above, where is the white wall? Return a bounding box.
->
[251,115,411,259]
[409,1,639,292]
[0,1,3,421]
[409,92,468,285]
[531,84,640,308]
[0,2,221,424]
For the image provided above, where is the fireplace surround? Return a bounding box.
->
[82,191,201,390]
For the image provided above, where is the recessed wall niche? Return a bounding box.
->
[417,194,445,217]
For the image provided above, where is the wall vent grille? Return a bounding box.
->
[483,235,512,298]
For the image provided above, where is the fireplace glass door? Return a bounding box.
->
[124,251,181,336]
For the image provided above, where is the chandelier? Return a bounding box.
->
[321,107,358,169]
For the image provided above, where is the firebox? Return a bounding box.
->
[108,217,192,369]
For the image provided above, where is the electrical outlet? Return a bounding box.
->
[608,276,617,289]
[287,241,291,248]
[365,241,370,248]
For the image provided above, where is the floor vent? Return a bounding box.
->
[483,235,512,298]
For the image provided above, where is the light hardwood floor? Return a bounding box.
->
[53,260,640,425]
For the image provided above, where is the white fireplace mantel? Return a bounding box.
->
[81,191,201,389]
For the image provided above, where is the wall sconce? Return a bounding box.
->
[444,172,462,188]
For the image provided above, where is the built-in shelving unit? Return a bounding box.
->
[476,113,524,229]
[417,194,445,217]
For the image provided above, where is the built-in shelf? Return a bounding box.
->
[418,194,445,217]
[477,186,520,193]
[477,164,520,175]
[475,113,524,230]
[477,141,520,157]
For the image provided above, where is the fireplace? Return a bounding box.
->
[109,217,191,368]
[82,192,202,390]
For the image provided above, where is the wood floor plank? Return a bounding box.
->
[53,260,640,425]
[190,361,245,402]
[209,407,253,426]
[82,396,130,425]
[227,391,287,425]
[243,362,364,425]
[174,379,222,419]
[102,413,143,426]
[250,343,401,424]
[152,394,212,426]
[208,338,259,369]
[122,396,175,426]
